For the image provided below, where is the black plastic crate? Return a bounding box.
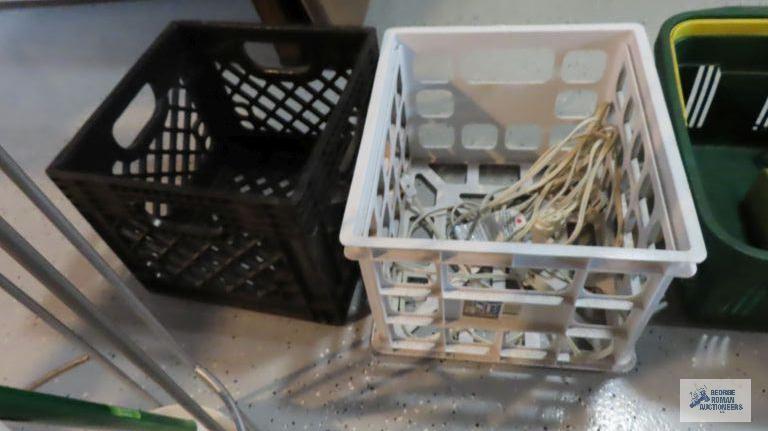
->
[47,22,378,324]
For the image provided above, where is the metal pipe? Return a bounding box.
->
[0,216,224,431]
[0,273,160,404]
[195,367,250,431]
[0,146,192,365]
[193,366,252,431]
[0,145,251,431]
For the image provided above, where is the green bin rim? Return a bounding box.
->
[655,6,768,259]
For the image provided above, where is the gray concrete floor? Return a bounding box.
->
[1,0,767,430]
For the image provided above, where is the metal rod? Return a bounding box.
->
[0,273,160,404]
[197,366,251,431]
[0,217,224,431]
[0,146,193,364]
[0,385,196,431]
[0,144,251,431]
[195,367,247,431]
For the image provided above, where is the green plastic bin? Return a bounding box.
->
[656,7,768,326]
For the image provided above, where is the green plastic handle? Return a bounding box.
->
[0,385,196,431]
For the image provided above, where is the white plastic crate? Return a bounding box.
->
[340,24,706,371]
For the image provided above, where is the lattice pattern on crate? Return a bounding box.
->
[368,69,408,239]
[372,258,661,368]
[610,52,673,251]
[214,60,351,135]
[109,63,361,298]
[117,217,300,298]
[111,79,214,195]
[229,173,295,198]
[104,77,299,296]
[406,47,607,161]
[366,51,673,251]
[203,145,309,200]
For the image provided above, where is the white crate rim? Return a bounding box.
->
[340,23,706,275]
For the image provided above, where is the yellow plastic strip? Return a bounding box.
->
[669,19,768,118]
